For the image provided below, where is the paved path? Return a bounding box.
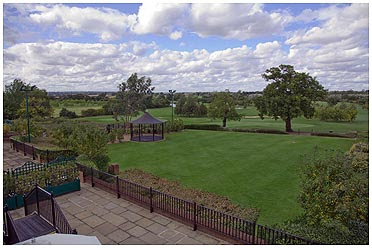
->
[10,183,230,245]
[3,141,37,170]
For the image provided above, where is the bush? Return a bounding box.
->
[279,216,368,245]
[315,103,358,122]
[4,161,79,196]
[108,131,116,143]
[59,108,78,118]
[167,118,184,132]
[91,154,111,172]
[310,132,357,138]
[116,128,125,141]
[288,143,369,244]
[184,124,222,131]
[3,124,11,135]
[52,123,110,171]
[51,123,75,149]
[11,118,43,140]
[81,108,107,117]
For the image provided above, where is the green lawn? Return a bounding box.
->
[108,130,354,225]
[78,105,368,135]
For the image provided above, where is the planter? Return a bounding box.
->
[4,195,24,210]
[4,179,80,210]
[45,179,81,197]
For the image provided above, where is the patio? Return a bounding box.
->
[9,183,229,245]
[3,141,36,170]
[4,138,229,244]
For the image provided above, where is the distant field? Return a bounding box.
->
[108,130,355,225]
[51,99,106,117]
[77,104,369,135]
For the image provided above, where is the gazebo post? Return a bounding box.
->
[161,123,164,139]
[152,124,155,141]
[139,124,141,142]
[130,123,133,140]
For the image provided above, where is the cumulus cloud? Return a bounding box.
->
[169,31,182,40]
[28,4,136,42]
[4,38,368,92]
[131,3,189,36]
[283,3,369,90]
[190,3,292,40]
[3,3,369,91]
[286,4,368,45]
[6,3,294,41]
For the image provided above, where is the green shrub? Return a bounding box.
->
[108,131,116,143]
[4,161,79,196]
[3,124,11,135]
[116,128,125,141]
[184,124,222,131]
[92,154,111,172]
[11,118,43,140]
[286,143,369,244]
[52,123,110,171]
[315,103,358,122]
[59,108,78,118]
[279,216,368,245]
[167,118,184,132]
[51,123,75,149]
[310,131,357,138]
[81,108,107,117]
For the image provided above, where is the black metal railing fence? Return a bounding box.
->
[76,163,318,245]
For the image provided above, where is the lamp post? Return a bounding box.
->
[169,90,176,124]
[20,85,36,143]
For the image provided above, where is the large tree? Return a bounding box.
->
[113,73,154,123]
[18,88,53,118]
[208,92,241,127]
[4,79,53,120]
[3,79,26,120]
[254,65,326,132]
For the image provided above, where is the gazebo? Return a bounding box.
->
[129,112,166,142]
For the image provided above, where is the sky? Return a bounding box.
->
[3,2,369,92]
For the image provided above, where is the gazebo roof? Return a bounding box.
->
[130,112,166,124]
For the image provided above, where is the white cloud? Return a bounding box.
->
[29,4,136,42]
[169,31,183,40]
[3,3,369,91]
[131,3,189,36]
[190,3,292,40]
[8,3,294,41]
[286,4,368,46]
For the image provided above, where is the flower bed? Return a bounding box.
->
[4,160,80,210]
[4,179,80,210]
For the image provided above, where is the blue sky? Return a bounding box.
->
[3,3,369,92]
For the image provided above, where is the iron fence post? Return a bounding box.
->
[32,145,35,160]
[47,149,50,163]
[35,185,40,215]
[116,176,120,199]
[51,193,56,228]
[91,167,94,187]
[149,187,153,213]
[23,194,28,216]
[193,202,197,231]
[252,221,256,245]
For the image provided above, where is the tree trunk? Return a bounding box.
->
[285,117,293,132]
[222,116,227,127]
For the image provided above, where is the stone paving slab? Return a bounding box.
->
[3,141,37,170]
[8,183,230,245]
